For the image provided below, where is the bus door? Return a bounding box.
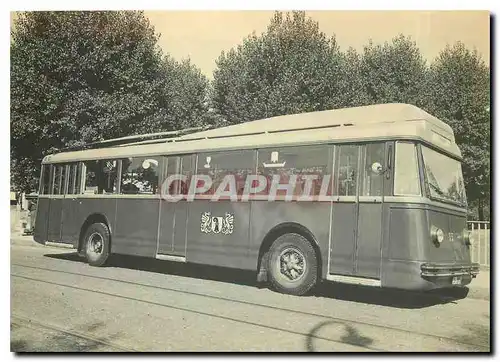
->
[329,143,387,279]
[354,143,387,279]
[157,155,193,257]
[60,163,82,244]
[46,164,65,242]
[34,165,52,242]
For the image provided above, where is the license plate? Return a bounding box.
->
[452,276,462,285]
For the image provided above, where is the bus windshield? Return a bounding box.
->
[421,145,466,206]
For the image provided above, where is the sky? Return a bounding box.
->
[144,10,490,78]
[10,10,490,78]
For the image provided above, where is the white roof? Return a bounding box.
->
[43,103,461,164]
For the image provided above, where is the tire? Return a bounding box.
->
[83,222,110,267]
[267,233,318,296]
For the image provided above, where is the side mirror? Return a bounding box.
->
[371,162,384,175]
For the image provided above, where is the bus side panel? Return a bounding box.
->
[112,198,160,258]
[60,198,81,245]
[77,197,117,248]
[185,200,251,270]
[248,201,331,277]
[381,205,428,290]
[33,197,50,244]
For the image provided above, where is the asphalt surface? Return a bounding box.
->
[11,240,491,352]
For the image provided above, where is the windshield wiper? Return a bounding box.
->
[428,182,445,196]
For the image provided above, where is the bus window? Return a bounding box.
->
[360,143,385,197]
[394,142,421,196]
[52,165,62,195]
[84,160,119,194]
[120,156,161,194]
[67,163,77,194]
[258,146,329,199]
[197,150,255,197]
[61,165,69,195]
[336,145,359,196]
[75,163,83,194]
[41,165,51,195]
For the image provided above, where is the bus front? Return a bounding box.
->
[419,145,479,288]
[387,141,479,291]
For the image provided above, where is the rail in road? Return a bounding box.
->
[11,262,489,352]
[11,314,135,352]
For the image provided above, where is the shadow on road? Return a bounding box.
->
[44,252,469,309]
[313,282,470,309]
[45,252,258,287]
[306,320,375,351]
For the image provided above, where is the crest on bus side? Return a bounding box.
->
[201,212,234,235]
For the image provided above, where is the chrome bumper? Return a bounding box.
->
[421,263,480,277]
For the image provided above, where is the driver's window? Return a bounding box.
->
[360,143,385,197]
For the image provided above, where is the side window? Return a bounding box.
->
[84,159,119,194]
[41,165,51,195]
[75,163,83,194]
[52,165,62,195]
[360,143,385,197]
[197,150,255,197]
[394,142,421,196]
[335,145,359,196]
[257,146,329,199]
[67,163,78,194]
[120,156,162,195]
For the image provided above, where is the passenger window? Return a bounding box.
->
[52,165,62,195]
[84,159,119,194]
[257,146,329,198]
[67,164,76,194]
[75,163,83,194]
[41,165,51,195]
[336,145,359,196]
[394,142,421,196]
[360,143,385,197]
[120,156,161,194]
[60,165,68,195]
[197,151,255,197]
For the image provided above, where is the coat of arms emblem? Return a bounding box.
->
[201,212,234,235]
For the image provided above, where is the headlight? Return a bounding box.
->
[431,226,444,246]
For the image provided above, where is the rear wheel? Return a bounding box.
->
[267,233,318,296]
[83,223,110,267]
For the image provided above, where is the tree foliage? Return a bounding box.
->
[11,11,209,193]
[358,35,428,107]
[211,11,366,125]
[424,43,490,219]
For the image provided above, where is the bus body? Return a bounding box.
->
[33,103,479,295]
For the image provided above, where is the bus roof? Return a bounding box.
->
[43,103,461,164]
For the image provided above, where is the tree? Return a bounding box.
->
[424,42,490,220]
[11,11,209,193]
[211,11,367,125]
[358,35,428,107]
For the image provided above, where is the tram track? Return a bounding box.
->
[11,262,489,351]
[11,314,136,352]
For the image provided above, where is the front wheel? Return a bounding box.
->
[267,233,318,296]
[83,223,110,267]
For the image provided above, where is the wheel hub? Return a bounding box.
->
[88,233,104,255]
[279,247,306,281]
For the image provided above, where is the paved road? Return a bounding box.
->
[11,241,490,352]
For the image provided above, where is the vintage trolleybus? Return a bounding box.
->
[34,103,479,295]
